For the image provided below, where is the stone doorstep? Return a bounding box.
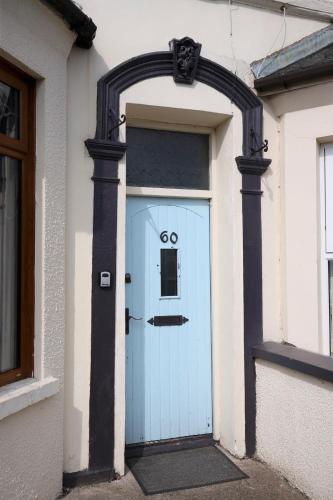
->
[64,447,307,500]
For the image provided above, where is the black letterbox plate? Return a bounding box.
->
[147,315,189,327]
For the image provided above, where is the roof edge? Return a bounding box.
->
[253,58,333,92]
[251,25,333,80]
[42,0,96,49]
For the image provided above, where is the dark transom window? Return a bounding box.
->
[126,127,209,189]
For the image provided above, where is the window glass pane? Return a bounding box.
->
[0,155,20,373]
[0,81,20,139]
[126,127,209,189]
[161,249,178,297]
[324,148,333,253]
[329,261,333,356]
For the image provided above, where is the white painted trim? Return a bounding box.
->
[209,129,219,442]
[126,187,212,199]
[320,145,331,356]
[114,151,126,475]
[115,95,246,473]
[0,376,59,421]
[125,119,212,135]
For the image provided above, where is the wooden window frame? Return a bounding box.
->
[0,57,35,387]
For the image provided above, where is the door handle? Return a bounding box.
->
[125,307,143,335]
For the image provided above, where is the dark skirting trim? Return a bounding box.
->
[125,434,214,458]
[253,341,333,383]
[63,467,115,489]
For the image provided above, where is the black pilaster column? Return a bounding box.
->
[85,139,127,471]
[236,155,271,457]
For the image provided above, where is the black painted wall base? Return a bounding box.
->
[63,467,115,489]
[125,434,215,458]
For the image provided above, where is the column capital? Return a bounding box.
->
[236,156,271,176]
[85,138,127,161]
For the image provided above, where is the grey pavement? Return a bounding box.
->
[66,449,307,500]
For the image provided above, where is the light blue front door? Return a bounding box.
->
[125,197,212,444]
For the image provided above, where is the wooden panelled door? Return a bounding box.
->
[125,197,212,445]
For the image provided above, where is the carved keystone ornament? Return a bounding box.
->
[170,37,202,84]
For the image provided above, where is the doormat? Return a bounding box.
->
[126,445,247,495]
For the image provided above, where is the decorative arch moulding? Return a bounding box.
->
[87,37,267,161]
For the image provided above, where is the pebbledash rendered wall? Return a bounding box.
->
[0,1,75,499]
[65,0,328,477]
[256,360,333,500]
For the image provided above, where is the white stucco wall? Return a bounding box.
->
[0,1,75,498]
[265,84,333,353]
[79,0,327,74]
[256,359,333,499]
[64,46,94,475]
[65,0,330,476]
[262,102,281,343]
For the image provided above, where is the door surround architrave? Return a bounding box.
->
[85,40,271,476]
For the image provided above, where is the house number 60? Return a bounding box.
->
[160,231,178,244]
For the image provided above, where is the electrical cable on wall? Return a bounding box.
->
[254,5,287,79]
[229,0,238,74]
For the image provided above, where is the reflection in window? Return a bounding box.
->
[0,155,20,373]
[329,261,333,355]
[161,249,178,297]
[0,81,19,139]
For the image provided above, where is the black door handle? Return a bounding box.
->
[125,308,142,334]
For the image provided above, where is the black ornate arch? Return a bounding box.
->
[89,50,263,154]
[84,44,271,480]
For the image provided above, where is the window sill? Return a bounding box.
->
[0,376,59,421]
[253,341,333,383]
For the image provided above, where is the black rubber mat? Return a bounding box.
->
[126,445,247,495]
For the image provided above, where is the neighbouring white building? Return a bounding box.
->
[1,0,333,499]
